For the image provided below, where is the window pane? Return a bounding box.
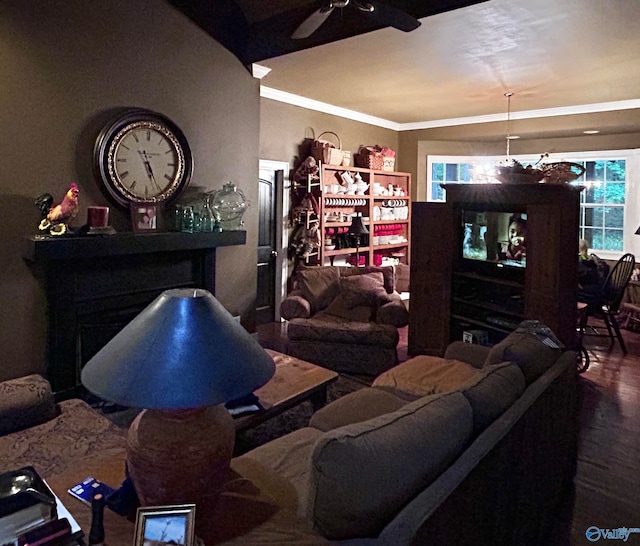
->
[585,160,605,182]
[582,228,596,250]
[604,229,623,251]
[605,182,625,204]
[432,163,444,182]
[431,182,445,201]
[604,206,624,228]
[583,182,605,204]
[606,160,626,182]
[460,163,472,182]
[445,164,458,181]
[588,228,604,250]
[583,206,604,228]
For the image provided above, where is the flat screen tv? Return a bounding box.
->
[461,210,527,279]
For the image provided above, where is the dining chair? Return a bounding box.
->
[579,253,635,355]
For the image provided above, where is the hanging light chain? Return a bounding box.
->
[505,92,514,161]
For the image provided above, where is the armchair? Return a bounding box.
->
[280,265,409,376]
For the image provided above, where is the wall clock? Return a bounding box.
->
[94,108,193,208]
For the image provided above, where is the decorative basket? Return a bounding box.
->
[494,166,544,185]
[542,162,586,184]
[355,152,384,170]
[311,131,344,166]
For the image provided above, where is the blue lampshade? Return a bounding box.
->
[81,288,275,410]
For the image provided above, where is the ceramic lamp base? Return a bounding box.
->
[126,405,235,514]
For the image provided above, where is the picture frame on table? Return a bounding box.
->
[134,504,196,546]
[129,203,164,234]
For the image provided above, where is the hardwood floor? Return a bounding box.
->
[557,324,640,545]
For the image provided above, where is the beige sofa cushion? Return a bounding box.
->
[231,427,324,515]
[486,329,561,385]
[308,391,473,539]
[309,387,408,432]
[372,355,482,400]
[459,362,526,433]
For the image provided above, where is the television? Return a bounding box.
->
[461,210,528,278]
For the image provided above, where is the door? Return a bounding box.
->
[256,164,286,325]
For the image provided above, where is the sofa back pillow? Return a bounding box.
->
[485,325,562,385]
[296,266,340,313]
[458,362,526,433]
[308,391,473,539]
[339,265,396,294]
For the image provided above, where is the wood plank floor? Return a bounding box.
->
[554,324,640,545]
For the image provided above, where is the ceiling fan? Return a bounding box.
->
[291,0,421,39]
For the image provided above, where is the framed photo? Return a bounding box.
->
[134,504,196,546]
[130,203,164,233]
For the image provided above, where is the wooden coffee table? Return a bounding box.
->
[233,349,339,433]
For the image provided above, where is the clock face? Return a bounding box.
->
[95,109,192,207]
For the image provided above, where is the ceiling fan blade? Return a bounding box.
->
[371,1,421,33]
[292,5,335,39]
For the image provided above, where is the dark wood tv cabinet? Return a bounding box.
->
[409,183,582,356]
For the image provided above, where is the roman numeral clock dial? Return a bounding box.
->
[94,108,193,210]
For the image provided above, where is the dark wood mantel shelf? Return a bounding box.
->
[23,231,246,262]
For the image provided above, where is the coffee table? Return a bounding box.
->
[233,349,339,433]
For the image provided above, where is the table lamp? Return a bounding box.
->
[81,288,275,518]
[348,213,369,267]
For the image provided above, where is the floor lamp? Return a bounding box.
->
[348,213,369,267]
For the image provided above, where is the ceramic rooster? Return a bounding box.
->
[35,183,80,235]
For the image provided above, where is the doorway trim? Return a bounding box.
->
[259,159,290,321]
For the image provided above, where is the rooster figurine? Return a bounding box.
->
[35,183,80,235]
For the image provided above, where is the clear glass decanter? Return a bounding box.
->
[212,182,249,231]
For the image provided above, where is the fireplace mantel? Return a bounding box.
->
[24,231,246,398]
[23,231,246,261]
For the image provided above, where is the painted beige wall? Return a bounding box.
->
[0,0,260,381]
[259,99,399,170]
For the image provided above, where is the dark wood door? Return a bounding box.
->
[256,173,281,324]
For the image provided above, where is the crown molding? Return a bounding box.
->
[259,86,640,133]
[260,86,400,131]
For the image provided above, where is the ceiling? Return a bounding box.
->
[169,0,640,131]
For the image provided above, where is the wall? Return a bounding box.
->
[259,98,399,171]
[0,0,260,381]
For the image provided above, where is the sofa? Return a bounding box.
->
[280,265,410,375]
[231,322,579,545]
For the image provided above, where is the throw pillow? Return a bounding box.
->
[340,265,395,293]
[340,272,393,309]
[296,266,340,313]
[485,327,561,385]
[308,391,474,539]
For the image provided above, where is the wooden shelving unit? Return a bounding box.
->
[318,163,411,267]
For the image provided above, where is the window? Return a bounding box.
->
[426,151,636,255]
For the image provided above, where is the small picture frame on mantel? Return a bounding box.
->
[130,203,164,233]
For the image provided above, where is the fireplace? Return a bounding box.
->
[23,231,246,398]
